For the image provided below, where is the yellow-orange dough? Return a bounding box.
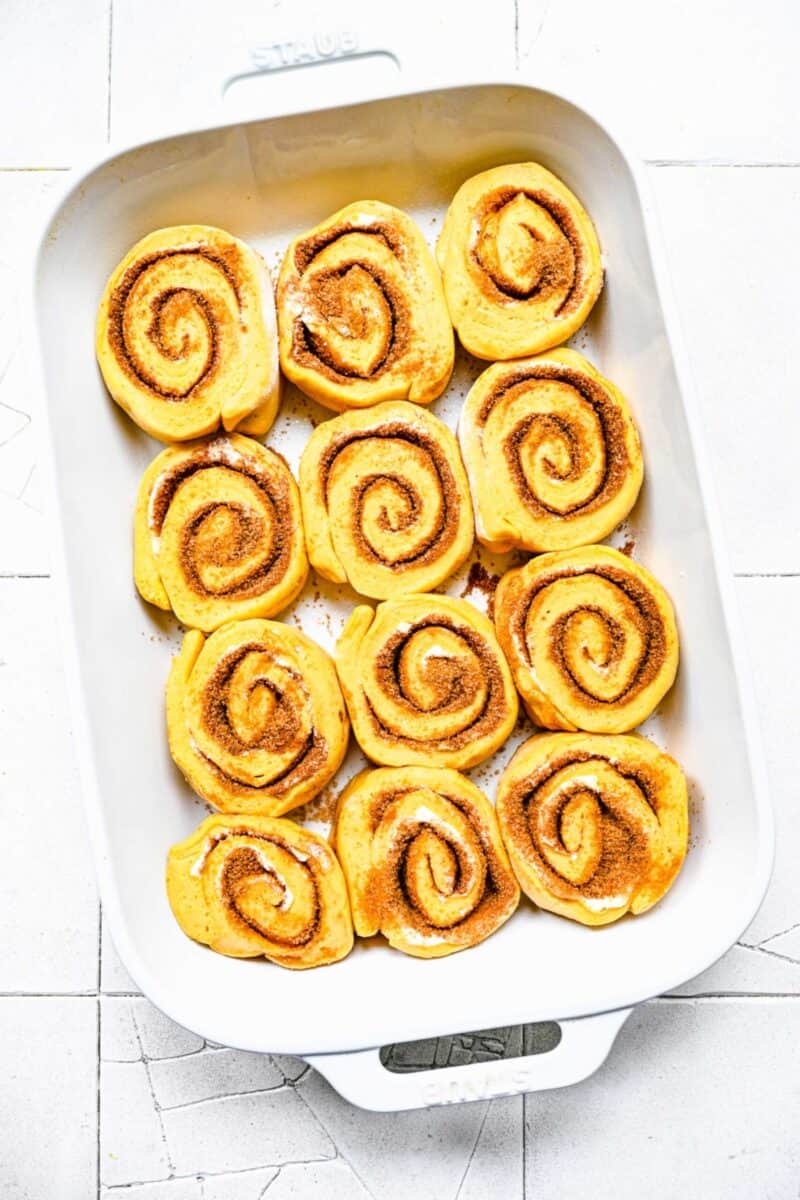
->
[166,814,353,967]
[336,594,518,769]
[496,732,689,925]
[134,434,308,631]
[167,620,349,816]
[460,349,642,553]
[333,766,519,958]
[494,545,679,733]
[299,401,474,599]
[96,225,280,441]
[277,201,454,411]
[437,163,603,360]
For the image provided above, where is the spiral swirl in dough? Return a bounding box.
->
[496,732,688,925]
[437,163,603,360]
[277,200,454,412]
[96,225,280,441]
[299,401,474,599]
[494,545,679,733]
[167,620,349,816]
[134,435,308,632]
[166,814,353,967]
[336,594,518,770]
[333,766,519,958]
[460,349,642,553]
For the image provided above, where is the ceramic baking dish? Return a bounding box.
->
[31,53,773,1111]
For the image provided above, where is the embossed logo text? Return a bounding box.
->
[251,31,360,71]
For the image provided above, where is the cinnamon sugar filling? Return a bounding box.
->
[511,565,668,707]
[471,188,585,313]
[290,221,413,383]
[367,620,509,748]
[195,645,328,795]
[504,751,658,901]
[318,422,461,571]
[360,790,515,941]
[149,448,294,601]
[216,837,321,944]
[107,246,242,397]
[481,366,630,518]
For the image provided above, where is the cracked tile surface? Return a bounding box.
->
[524,1000,800,1198]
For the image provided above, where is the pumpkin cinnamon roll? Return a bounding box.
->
[437,163,603,360]
[333,766,519,958]
[166,814,353,967]
[134,434,308,631]
[494,546,679,733]
[96,225,280,442]
[336,594,518,769]
[299,401,473,599]
[460,349,643,553]
[167,620,348,815]
[496,732,689,925]
[277,200,454,411]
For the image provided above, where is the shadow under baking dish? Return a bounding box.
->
[33,82,771,1056]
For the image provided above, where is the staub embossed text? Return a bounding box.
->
[251,31,360,71]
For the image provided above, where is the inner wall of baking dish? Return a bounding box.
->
[37,85,762,1054]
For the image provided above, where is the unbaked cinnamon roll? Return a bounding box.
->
[460,349,643,552]
[167,620,349,815]
[336,594,518,769]
[299,401,474,599]
[277,200,454,411]
[437,163,603,360]
[134,434,308,631]
[496,732,689,925]
[96,225,280,441]
[494,546,679,733]
[333,766,519,958]
[166,814,353,967]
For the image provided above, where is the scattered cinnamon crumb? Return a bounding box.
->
[294,784,339,827]
[461,561,501,619]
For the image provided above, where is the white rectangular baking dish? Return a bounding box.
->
[31,49,773,1111]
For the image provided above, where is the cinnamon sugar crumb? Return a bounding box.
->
[460,561,501,620]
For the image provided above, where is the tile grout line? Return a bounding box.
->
[454,1100,491,1200]
[513,0,519,69]
[647,159,800,168]
[129,1002,176,1178]
[292,1085,374,1195]
[102,1157,333,1192]
[654,993,800,1003]
[106,0,114,143]
[260,1167,281,1196]
[0,166,71,172]
[522,1092,528,1200]
[758,920,800,947]
[0,991,100,997]
[96,994,102,1200]
[158,1082,290,1114]
[96,901,102,1200]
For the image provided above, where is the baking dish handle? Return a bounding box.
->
[212,16,501,128]
[216,30,404,127]
[304,1007,633,1112]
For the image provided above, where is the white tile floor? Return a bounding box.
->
[1,2,798,1197]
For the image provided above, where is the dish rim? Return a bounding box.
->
[28,75,775,1056]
